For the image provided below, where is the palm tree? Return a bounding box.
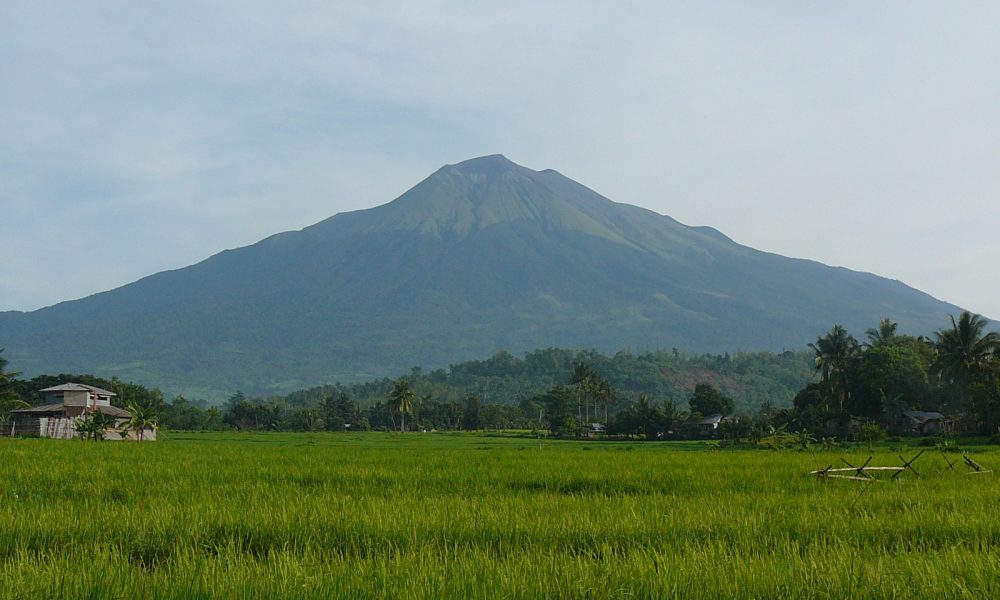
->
[0,348,18,380]
[933,311,1000,409]
[122,402,158,441]
[388,378,415,432]
[0,395,29,433]
[865,318,898,347]
[594,377,616,427]
[0,349,27,431]
[634,395,668,440]
[303,409,323,433]
[808,325,860,414]
[570,362,594,425]
[881,390,907,434]
[0,348,22,396]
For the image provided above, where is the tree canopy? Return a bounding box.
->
[688,384,735,417]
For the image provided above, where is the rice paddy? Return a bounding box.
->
[2,432,998,598]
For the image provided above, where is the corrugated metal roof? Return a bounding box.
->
[10,402,65,414]
[10,403,131,418]
[98,405,131,418]
[902,410,944,421]
[39,383,117,396]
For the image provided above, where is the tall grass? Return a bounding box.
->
[1,432,997,598]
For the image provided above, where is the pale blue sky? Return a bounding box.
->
[3,1,999,323]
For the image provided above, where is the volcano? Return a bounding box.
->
[0,155,962,398]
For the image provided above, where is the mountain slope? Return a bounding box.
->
[0,155,964,398]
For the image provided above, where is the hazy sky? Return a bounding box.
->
[3,2,998,321]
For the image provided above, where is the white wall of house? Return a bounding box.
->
[58,390,111,407]
[37,417,77,440]
[60,391,88,407]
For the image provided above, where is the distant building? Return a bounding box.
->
[579,422,606,438]
[695,414,724,431]
[7,383,154,440]
[896,410,950,436]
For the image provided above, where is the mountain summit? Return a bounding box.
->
[0,156,962,398]
[316,154,662,242]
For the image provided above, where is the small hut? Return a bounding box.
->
[896,410,950,436]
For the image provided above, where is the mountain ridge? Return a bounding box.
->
[0,155,967,399]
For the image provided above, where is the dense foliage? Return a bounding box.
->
[786,312,1000,436]
[0,344,814,436]
[272,347,814,431]
[3,309,998,438]
[688,383,735,417]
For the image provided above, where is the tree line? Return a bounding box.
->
[376,311,999,441]
[791,312,999,435]
[538,311,1000,441]
[2,311,996,439]
[278,347,813,419]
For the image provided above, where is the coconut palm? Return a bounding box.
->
[0,350,28,430]
[865,318,898,348]
[594,376,616,427]
[808,325,860,414]
[0,348,18,380]
[933,312,1000,408]
[569,362,595,424]
[0,395,28,432]
[303,409,323,433]
[633,395,669,440]
[0,349,22,395]
[387,378,415,432]
[0,348,28,423]
[122,402,158,441]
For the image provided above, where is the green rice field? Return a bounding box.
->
[2,432,998,599]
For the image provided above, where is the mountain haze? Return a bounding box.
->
[0,155,964,398]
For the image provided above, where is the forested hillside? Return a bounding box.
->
[0,346,814,434]
[0,155,962,399]
[7,307,1000,436]
[281,347,815,415]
